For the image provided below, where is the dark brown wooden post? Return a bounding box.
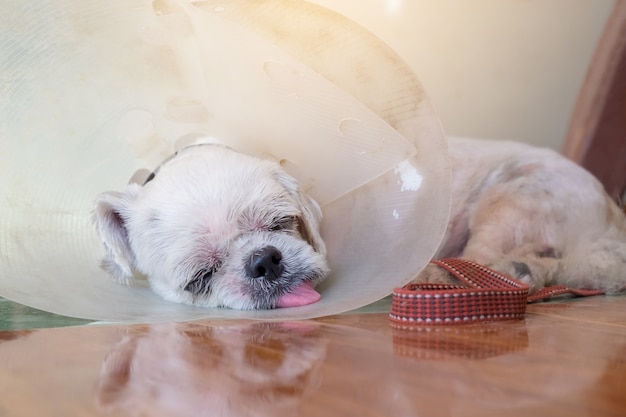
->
[563,1,626,201]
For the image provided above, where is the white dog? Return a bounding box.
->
[92,144,329,310]
[93,138,626,309]
[419,137,626,294]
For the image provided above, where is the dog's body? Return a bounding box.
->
[93,138,626,310]
[423,137,626,294]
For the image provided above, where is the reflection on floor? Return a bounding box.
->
[0,295,624,416]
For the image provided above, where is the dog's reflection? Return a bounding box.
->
[97,321,327,416]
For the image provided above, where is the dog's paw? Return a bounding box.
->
[487,259,543,293]
[412,263,463,286]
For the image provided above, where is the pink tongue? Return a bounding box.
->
[276,282,321,308]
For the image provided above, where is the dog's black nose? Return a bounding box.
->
[245,246,284,280]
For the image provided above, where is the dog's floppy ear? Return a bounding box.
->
[297,193,327,256]
[92,184,141,284]
[275,171,327,256]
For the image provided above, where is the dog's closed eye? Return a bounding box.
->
[269,216,297,232]
[184,266,219,294]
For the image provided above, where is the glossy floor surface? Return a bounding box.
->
[0,296,625,416]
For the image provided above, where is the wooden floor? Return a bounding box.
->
[0,296,625,416]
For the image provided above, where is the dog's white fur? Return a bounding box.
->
[420,137,626,294]
[93,144,329,310]
[93,138,626,309]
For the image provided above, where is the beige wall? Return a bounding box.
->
[309,0,615,149]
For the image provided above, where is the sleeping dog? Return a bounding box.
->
[92,138,626,309]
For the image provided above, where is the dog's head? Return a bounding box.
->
[92,144,329,309]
